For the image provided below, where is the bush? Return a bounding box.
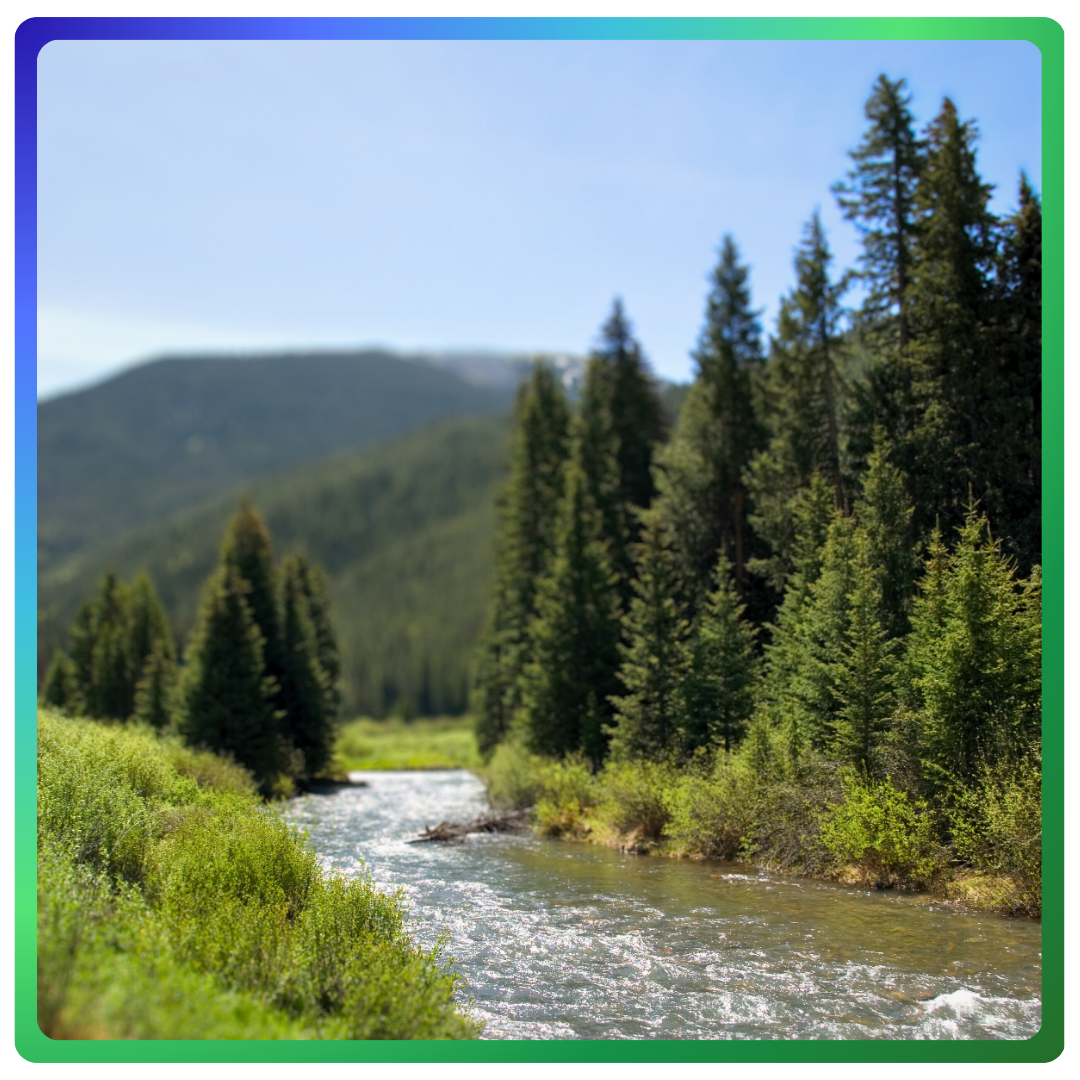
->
[665,753,756,860]
[478,736,549,810]
[37,710,480,1039]
[819,772,941,887]
[534,753,597,837]
[594,758,677,846]
[948,747,1041,916]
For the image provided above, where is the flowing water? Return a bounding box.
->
[284,769,1042,1041]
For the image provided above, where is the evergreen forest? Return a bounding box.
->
[473,77,1042,915]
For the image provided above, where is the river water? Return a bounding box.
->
[283,769,1042,1041]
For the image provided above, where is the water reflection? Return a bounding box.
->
[284,769,1041,1040]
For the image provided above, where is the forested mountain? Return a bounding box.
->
[38,349,517,568]
[39,414,511,719]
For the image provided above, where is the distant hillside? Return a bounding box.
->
[38,349,517,568]
[39,414,511,720]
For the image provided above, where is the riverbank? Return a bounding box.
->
[476,739,1041,921]
[37,710,481,1039]
[333,715,480,772]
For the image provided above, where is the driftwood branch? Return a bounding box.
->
[407,808,532,843]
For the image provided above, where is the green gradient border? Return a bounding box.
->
[15,15,1064,1064]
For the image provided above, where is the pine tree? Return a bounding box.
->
[41,650,82,715]
[756,475,837,762]
[473,361,571,756]
[899,97,998,541]
[678,554,758,757]
[520,454,622,768]
[132,644,176,729]
[833,74,924,350]
[746,213,849,587]
[221,501,283,685]
[177,564,283,788]
[906,505,1041,788]
[86,572,132,720]
[853,434,919,640]
[589,298,667,516]
[278,554,336,779]
[607,511,690,763]
[289,555,342,722]
[652,236,767,614]
[831,532,897,773]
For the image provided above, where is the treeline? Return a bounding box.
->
[43,503,340,796]
[473,77,1041,905]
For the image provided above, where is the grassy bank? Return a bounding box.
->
[478,740,1041,920]
[37,709,481,1039]
[333,716,480,772]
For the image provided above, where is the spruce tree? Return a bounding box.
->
[833,74,924,350]
[473,361,571,755]
[41,650,82,715]
[177,564,282,788]
[906,506,1041,788]
[290,555,342,721]
[86,572,132,720]
[132,644,176,730]
[520,454,622,768]
[221,501,283,686]
[678,554,758,757]
[278,554,336,779]
[652,236,767,614]
[831,532,897,773]
[607,511,690,763]
[746,213,849,589]
[589,298,667,515]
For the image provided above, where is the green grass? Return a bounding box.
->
[333,716,481,772]
[37,709,481,1040]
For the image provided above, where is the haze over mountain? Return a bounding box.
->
[38,348,527,568]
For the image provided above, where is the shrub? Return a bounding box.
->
[534,753,597,837]
[948,748,1041,916]
[664,753,756,860]
[819,772,941,887]
[478,736,549,810]
[594,758,677,845]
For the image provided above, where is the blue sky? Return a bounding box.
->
[36,36,1041,397]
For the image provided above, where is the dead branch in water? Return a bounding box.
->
[408,808,532,843]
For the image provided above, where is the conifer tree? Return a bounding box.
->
[905,506,1041,788]
[678,554,758,757]
[652,236,767,614]
[177,564,282,788]
[831,532,898,773]
[289,555,342,721]
[41,650,82,715]
[86,572,132,720]
[589,298,667,516]
[756,475,837,761]
[853,435,919,640]
[746,213,849,588]
[221,501,283,685]
[899,98,998,540]
[132,644,176,729]
[833,74,924,350]
[520,454,622,768]
[278,554,336,779]
[607,511,690,762]
[474,361,571,755]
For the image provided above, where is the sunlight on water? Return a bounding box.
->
[284,770,1041,1041]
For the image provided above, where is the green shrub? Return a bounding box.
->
[819,772,941,887]
[948,747,1041,916]
[478,736,549,810]
[664,753,756,860]
[534,753,597,837]
[37,710,480,1040]
[594,758,677,845]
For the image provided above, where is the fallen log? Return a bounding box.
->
[408,808,532,843]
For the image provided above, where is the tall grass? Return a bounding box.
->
[37,710,480,1039]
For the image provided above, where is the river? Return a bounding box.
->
[283,769,1042,1041]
